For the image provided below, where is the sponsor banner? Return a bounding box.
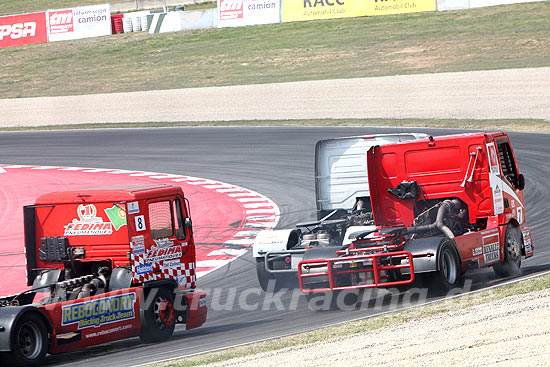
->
[482,233,500,265]
[64,204,114,236]
[47,4,111,42]
[62,293,136,329]
[0,12,47,48]
[282,0,367,23]
[363,0,436,16]
[219,0,280,28]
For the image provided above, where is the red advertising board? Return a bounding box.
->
[219,0,244,20]
[0,12,47,48]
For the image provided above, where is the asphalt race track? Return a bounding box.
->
[1,127,549,366]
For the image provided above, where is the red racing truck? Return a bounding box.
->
[0,185,207,366]
[298,132,533,306]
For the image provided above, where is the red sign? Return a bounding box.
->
[48,10,74,35]
[0,12,47,48]
[219,0,244,20]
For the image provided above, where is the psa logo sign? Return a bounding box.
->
[48,10,74,34]
[0,13,47,48]
[0,22,36,40]
[219,0,243,20]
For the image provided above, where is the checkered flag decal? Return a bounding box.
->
[131,252,196,289]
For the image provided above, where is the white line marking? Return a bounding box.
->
[238,198,269,203]
[246,209,277,214]
[31,166,60,170]
[234,231,260,237]
[246,215,277,221]
[217,188,246,193]
[229,193,260,197]
[1,165,27,168]
[107,170,139,174]
[243,203,273,209]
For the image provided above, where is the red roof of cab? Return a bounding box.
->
[34,184,183,205]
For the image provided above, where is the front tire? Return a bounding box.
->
[493,224,522,277]
[140,287,176,343]
[8,312,48,367]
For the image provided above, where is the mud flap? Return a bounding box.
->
[403,236,457,274]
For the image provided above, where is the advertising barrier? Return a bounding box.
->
[282,0,436,22]
[47,4,112,42]
[218,0,281,28]
[0,12,47,48]
[364,0,436,16]
[282,0,367,22]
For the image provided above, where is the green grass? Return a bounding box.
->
[153,273,550,367]
[0,1,215,16]
[2,118,550,133]
[0,0,123,15]
[1,2,549,99]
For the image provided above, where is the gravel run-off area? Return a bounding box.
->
[203,288,550,367]
[1,67,549,127]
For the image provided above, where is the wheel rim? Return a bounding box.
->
[16,321,43,360]
[505,228,522,264]
[441,249,457,285]
[154,297,174,327]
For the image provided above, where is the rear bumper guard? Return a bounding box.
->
[298,251,416,293]
[262,250,307,274]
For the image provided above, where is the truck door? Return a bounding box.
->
[486,137,525,224]
[137,197,196,289]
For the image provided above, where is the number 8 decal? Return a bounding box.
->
[135,215,146,231]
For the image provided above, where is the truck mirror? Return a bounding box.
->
[518,174,525,190]
[184,217,192,229]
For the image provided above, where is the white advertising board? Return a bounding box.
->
[47,4,111,42]
[217,0,280,28]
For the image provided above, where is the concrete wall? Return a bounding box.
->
[111,0,204,13]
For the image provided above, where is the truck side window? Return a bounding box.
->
[173,199,186,240]
[497,139,519,187]
[148,201,174,239]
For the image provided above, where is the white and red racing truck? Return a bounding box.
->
[252,133,427,291]
[0,185,207,366]
[298,132,533,306]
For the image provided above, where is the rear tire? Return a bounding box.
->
[256,258,292,292]
[140,287,176,343]
[256,258,272,292]
[493,224,522,277]
[8,312,48,367]
[425,241,461,295]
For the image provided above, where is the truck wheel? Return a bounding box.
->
[493,224,522,277]
[256,258,272,292]
[425,241,461,294]
[140,287,176,343]
[256,258,291,292]
[8,312,48,366]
